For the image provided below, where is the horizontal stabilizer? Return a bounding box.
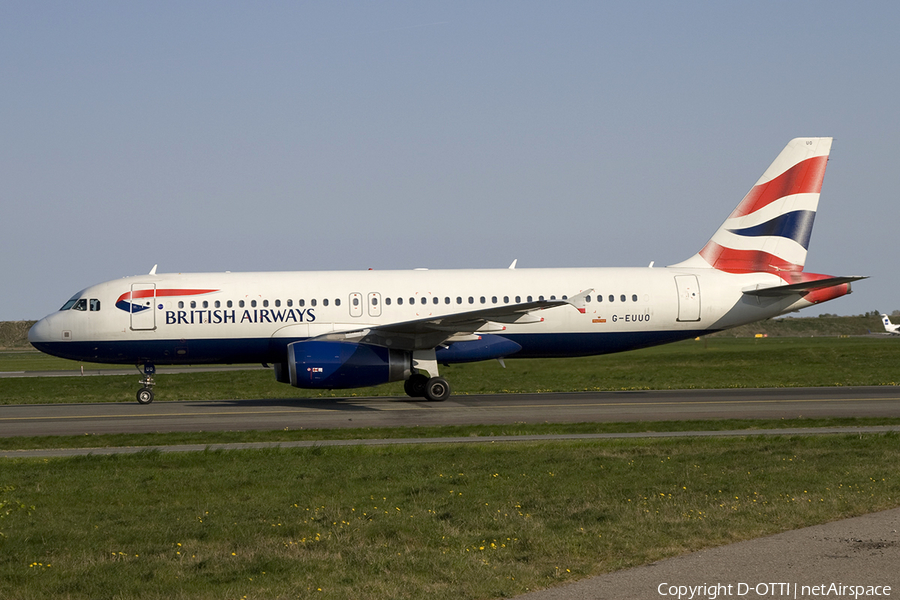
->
[742,276,867,297]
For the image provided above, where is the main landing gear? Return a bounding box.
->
[403,373,451,402]
[136,363,156,404]
[404,349,451,402]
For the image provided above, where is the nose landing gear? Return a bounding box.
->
[136,363,156,404]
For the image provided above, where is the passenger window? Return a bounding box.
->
[491,296,498,304]
[620,295,626,302]
[480,296,486,304]
[353,297,360,306]
[73,299,87,311]
[456,297,462,304]
[609,295,614,302]
[191,301,197,309]
[227,300,233,308]
[468,297,474,304]
[432,297,438,305]
[586,295,592,303]
[298,299,304,307]
[539,296,544,301]
[445,297,450,304]
[323,299,329,307]
[263,300,269,308]
[632,294,638,302]
[398,298,403,305]
[275,300,281,307]
[251,300,257,308]
[515,296,521,303]
[214,300,220,308]
[409,298,415,305]
[335,298,341,307]
[386,297,392,306]
[372,297,378,306]
[239,300,245,308]
[178,301,184,309]
[202,301,208,309]
[597,295,603,302]
[527,296,533,302]
[287,299,292,307]
[90,299,101,311]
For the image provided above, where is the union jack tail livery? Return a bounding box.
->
[676,137,831,274]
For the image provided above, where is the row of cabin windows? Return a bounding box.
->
[382,294,639,306]
[177,298,339,309]
[176,293,642,310]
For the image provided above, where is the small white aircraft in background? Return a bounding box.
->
[880,314,900,335]
[29,137,865,403]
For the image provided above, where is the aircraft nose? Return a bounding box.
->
[28,315,58,347]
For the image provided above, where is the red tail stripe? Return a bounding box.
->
[729,155,828,218]
[699,241,802,276]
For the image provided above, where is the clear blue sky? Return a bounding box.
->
[2,1,897,321]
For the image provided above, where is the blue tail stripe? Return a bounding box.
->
[726,210,816,249]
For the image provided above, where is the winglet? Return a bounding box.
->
[149,264,158,275]
[566,288,595,314]
[508,259,518,270]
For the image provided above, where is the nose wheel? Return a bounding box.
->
[136,363,156,404]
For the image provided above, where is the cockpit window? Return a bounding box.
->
[73,299,88,311]
[60,289,90,311]
[90,299,101,311]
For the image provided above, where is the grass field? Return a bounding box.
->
[3,334,900,598]
[2,434,899,599]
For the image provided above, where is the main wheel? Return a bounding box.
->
[404,374,428,398]
[136,387,154,404]
[424,377,451,402]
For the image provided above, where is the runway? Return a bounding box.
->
[2,386,899,438]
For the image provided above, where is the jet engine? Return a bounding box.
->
[280,340,411,389]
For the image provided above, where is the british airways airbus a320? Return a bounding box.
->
[29,138,864,403]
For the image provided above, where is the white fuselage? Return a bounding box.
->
[29,266,812,366]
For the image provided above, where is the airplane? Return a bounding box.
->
[880,314,900,335]
[29,137,865,404]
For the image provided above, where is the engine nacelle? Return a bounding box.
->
[285,340,411,389]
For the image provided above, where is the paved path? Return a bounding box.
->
[516,508,900,599]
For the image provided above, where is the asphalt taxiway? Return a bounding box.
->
[1,386,899,438]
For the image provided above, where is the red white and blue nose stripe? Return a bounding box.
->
[115,289,218,313]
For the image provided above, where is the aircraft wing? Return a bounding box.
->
[742,276,867,297]
[313,289,593,351]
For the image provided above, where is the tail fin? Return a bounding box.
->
[883,314,894,331]
[672,137,832,273]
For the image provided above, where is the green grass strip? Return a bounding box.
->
[3,417,900,451]
[1,433,898,599]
